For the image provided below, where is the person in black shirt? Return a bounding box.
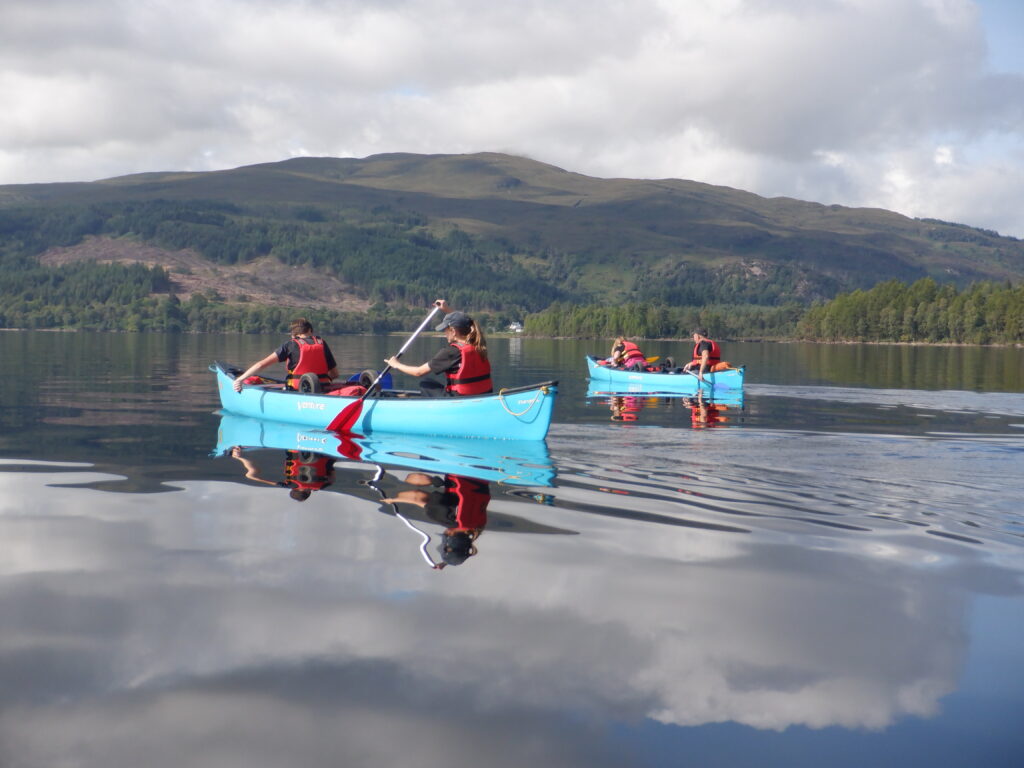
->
[386,300,492,397]
[682,327,721,382]
[233,318,339,392]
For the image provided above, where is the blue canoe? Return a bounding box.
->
[586,355,744,394]
[214,412,555,487]
[212,361,557,440]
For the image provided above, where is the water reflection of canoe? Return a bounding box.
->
[214,412,556,487]
[211,361,557,440]
[586,355,744,394]
[586,383,745,409]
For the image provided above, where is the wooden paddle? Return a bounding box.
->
[328,305,442,432]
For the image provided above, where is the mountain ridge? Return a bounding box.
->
[2,152,1023,314]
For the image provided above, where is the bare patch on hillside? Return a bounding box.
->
[38,236,371,311]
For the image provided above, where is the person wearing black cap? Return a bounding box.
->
[385,299,492,397]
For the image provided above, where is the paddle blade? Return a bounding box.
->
[334,431,364,460]
[328,398,362,432]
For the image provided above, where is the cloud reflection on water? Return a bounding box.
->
[2,460,1020,766]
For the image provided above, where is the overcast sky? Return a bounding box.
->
[2,0,1024,236]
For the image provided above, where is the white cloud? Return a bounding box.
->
[1,0,1023,235]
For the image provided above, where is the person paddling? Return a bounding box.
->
[385,300,492,397]
[682,327,722,382]
[233,317,339,392]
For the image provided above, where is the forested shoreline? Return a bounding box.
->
[521,279,1024,344]
[3,274,1022,345]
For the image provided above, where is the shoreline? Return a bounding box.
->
[2,327,1021,348]
[526,333,1024,349]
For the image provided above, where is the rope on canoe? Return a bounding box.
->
[497,385,549,417]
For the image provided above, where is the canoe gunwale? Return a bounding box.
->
[212,361,557,401]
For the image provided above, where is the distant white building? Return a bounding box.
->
[508,321,523,333]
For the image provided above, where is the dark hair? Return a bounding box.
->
[692,327,708,337]
[289,318,314,336]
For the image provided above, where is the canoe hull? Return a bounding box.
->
[213,362,557,440]
[586,355,744,394]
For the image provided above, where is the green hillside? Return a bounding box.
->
[2,152,1023,333]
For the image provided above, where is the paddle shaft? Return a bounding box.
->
[328,305,442,431]
[684,368,712,389]
[361,304,442,398]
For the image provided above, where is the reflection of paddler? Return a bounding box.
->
[382,472,490,568]
[230,447,335,501]
[609,395,641,422]
[685,394,730,428]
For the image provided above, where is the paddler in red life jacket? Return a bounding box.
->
[682,327,721,383]
[232,317,340,393]
[610,336,647,371]
[385,299,492,397]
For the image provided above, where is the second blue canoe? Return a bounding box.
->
[586,355,744,394]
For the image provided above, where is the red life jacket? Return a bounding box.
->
[286,336,331,390]
[691,338,721,366]
[449,475,490,529]
[445,343,492,395]
[283,451,333,490]
[619,341,646,366]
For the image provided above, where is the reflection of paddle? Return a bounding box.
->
[365,465,439,568]
[328,305,442,432]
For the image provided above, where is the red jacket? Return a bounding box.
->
[692,339,721,366]
[619,340,646,366]
[445,343,492,395]
[286,336,331,389]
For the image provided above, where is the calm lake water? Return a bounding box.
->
[1,331,1022,768]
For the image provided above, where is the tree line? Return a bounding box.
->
[522,302,805,340]
[522,278,1023,343]
[796,278,1024,344]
